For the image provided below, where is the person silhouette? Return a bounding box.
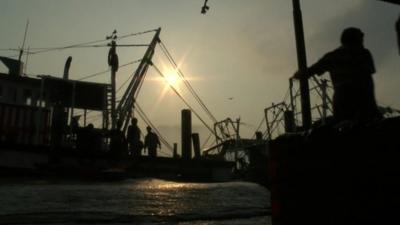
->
[294,27,381,123]
[144,126,161,158]
[127,117,143,157]
[109,120,128,162]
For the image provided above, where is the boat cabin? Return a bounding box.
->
[0,57,110,148]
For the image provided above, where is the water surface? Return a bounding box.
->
[0,178,270,224]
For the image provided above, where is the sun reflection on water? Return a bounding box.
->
[0,178,270,224]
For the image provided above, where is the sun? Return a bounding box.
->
[164,69,181,88]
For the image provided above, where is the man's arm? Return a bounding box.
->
[293,54,330,79]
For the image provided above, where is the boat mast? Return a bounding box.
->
[107,30,118,129]
[292,0,312,130]
[18,20,29,64]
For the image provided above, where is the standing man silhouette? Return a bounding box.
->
[295,27,381,122]
[127,117,142,157]
[144,126,161,158]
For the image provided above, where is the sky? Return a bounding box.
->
[0,0,398,153]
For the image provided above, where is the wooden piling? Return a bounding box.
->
[192,133,201,159]
[181,109,192,160]
[173,143,178,158]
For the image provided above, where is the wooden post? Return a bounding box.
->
[173,143,178,158]
[181,109,192,160]
[192,133,201,159]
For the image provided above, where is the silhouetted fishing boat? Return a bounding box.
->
[0,28,236,182]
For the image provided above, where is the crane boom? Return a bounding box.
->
[116,27,161,133]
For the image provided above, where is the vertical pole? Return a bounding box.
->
[289,78,295,114]
[111,69,116,129]
[70,82,76,127]
[103,86,109,129]
[265,108,271,139]
[63,57,72,133]
[192,133,201,159]
[107,32,118,130]
[18,20,29,66]
[234,118,240,171]
[24,46,30,75]
[173,143,178,158]
[181,109,192,160]
[63,56,72,80]
[35,78,44,145]
[292,0,312,130]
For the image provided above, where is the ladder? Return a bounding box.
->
[103,84,113,129]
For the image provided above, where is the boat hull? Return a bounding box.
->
[269,117,400,224]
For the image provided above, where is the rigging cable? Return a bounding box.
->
[5,29,158,58]
[158,41,218,148]
[151,63,216,136]
[200,132,214,149]
[251,86,291,139]
[158,41,218,124]
[134,102,174,153]
[75,68,138,119]
[1,44,149,51]
[251,116,266,139]
[117,72,136,93]
[77,59,141,81]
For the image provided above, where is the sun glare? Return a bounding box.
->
[164,70,181,88]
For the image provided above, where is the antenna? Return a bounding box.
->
[24,46,30,75]
[18,20,29,62]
